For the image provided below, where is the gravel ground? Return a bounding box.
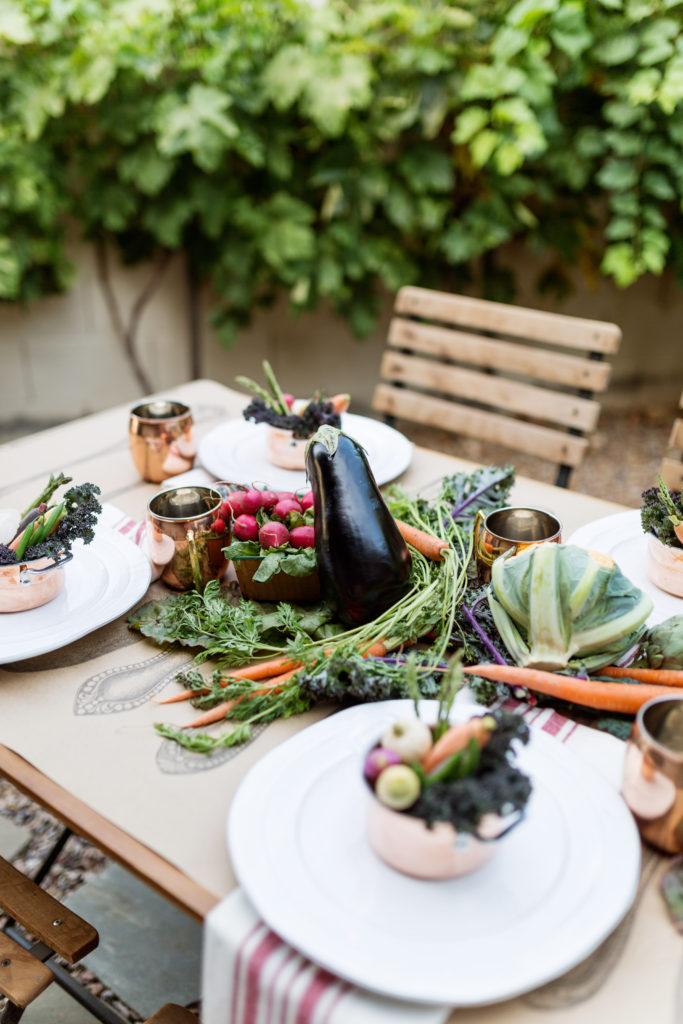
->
[0,401,677,1020]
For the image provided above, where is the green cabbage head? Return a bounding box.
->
[488,543,654,672]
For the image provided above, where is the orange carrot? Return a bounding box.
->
[598,666,683,687]
[181,668,300,729]
[359,639,388,657]
[394,519,448,561]
[155,655,304,704]
[421,716,496,774]
[463,664,675,714]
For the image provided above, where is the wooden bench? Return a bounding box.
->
[660,390,683,491]
[372,286,622,487]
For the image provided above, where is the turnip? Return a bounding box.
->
[375,764,421,810]
[300,491,315,512]
[364,746,401,783]
[232,514,259,541]
[259,520,290,549]
[241,488,267,514]
[289,525,315,549]
[273,498,302,519]
[381,718,433,762]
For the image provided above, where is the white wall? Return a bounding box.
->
[0,238,681,427]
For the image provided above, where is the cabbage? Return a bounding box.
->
[488,544,654,672]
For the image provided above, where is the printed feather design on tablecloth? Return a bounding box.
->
[74,650,193,715]
[156,724,268,775]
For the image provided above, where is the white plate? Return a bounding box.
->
[0,518,151,664]
[228,700,640,1007]
[568,508,682,626]
[197,413,413,490]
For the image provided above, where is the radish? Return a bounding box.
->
[273,498,302,519]
[364,747,401,783]
[259,521,290,549]
[289,525,315,549]
[282,393,295,408]
[276,491,295,503]
[212,517,227,535]
[259,489,278,510]
[224,491,246,516]
[232,514,259,541]
[241,488,267,514]
[300,491,314,511]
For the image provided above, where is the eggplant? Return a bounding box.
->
[306,426,412,625]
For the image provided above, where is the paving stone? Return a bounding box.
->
[65,863,201,1019]
[0,813,29,860]
[18,981,104,1023]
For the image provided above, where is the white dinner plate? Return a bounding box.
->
[197,413,413,490]
[568,508,682,626]
[0,518,152,664]
[228,700,640,1007]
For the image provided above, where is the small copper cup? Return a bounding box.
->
[474,506,562,584]
[622,695,683,854]
[129,400,196,483]
[146,486,228,591]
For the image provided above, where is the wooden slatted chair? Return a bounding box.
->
[660,389,683,491]
[372,286,622,487]
[0,854,98,1022]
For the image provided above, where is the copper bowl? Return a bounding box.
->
[266,427,308,470]
[647,535,683,598]
[0,551,73,613]
[366,795,505,880]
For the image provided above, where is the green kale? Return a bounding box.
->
[407,710,531,833]
[641,483,683,549]
[25,482,102,561]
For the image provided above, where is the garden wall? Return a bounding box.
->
[0,240,681,430]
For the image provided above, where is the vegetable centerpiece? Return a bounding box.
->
[364,658,532,879]
[641,476,683,598]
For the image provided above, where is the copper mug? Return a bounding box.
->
[622,695,683,854]
[129,400,196,483]
[146,486,228,591]
[474,506,562,584]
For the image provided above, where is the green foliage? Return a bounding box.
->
[4,0,683,335]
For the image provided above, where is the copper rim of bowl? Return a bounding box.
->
[636,694,683,763]
[130,400,191,422]
[147,486,222,521]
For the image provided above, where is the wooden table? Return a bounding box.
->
[0,379,629,924]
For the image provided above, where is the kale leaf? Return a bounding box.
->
[641,485,683,549]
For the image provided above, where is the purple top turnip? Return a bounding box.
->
[363,746,402,783]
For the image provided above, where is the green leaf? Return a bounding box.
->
[642,169,676,199]
[262,45,313,110]
[67,53,117,105]
[452,107,489,144]
[507,0,558,28]
[0,236,20,298]
[471,129,500,168]
[495,142,525,175]
[0,0,33,42]
[603,101,643,128]
[639,42,675,66]
[397,147,454,194]
[605,216,636,240]
[303,53,373,136]
[596,159,639,190]
[118,146,174,196]
[592,33,639,66]
[626,68,661,104]
[601,242,641,286]
[155,85,238,172]
[491,26,528,61]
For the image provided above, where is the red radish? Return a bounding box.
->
[259,489,278,510]
[259,521,290,548]
[220,501,233,520]
[282,393,295,408]
[276,491,295,502]
[212,517,227,534]
[289,525,315,548]
[273,499,302,519]
[224,491,246,516]
[232,514,259,541]
[241,488,267,514]
[300,492,314,511]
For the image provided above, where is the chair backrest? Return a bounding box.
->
[372,286,622,487]
[660,390,683,491]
